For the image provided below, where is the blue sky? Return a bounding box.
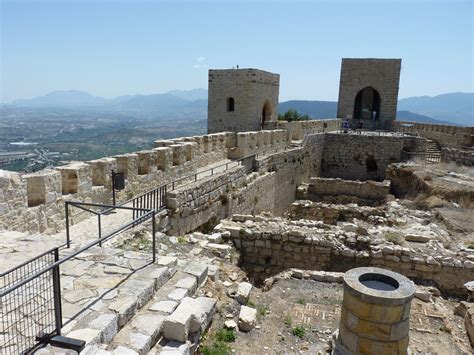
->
[1,0,473,102]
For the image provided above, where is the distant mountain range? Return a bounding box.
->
[278,100,455,125]
[4,90,473,126]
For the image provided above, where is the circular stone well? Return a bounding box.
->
[335,267,415,355]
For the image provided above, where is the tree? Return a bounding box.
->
[277,109,311,122]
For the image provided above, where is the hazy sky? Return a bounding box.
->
[1,0,473,102]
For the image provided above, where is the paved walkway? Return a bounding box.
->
[0,158,236,273]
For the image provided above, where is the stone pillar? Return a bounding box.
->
[88,157,117,187]
[56,162,92,195]
[203,135,212,153]
[136,150,155,175]
[335,267,415,355]
[23,169,62,207]
[114,153,138,180]
[169,144,186,165]
[153,147,173,171]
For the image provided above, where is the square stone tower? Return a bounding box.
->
[207,68,280,133]
[337,58,401,130]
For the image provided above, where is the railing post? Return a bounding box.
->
[52,248,62,336]
[152,212,156,263]
[65,202,70,248]
[98,214,102,247]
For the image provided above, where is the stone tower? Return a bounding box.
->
[207,68,280,133]
[337,58,401,130]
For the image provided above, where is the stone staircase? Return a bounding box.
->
[41,249,217,355]
[423,139,442,163]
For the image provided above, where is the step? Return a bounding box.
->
[58,251,175,353]
[103,261,214,354]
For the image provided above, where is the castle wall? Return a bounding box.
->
[298,177,390,204]
[393,121,473,148]
[165,167,277,235]
[0,132,231,234]
[337,58,401,130]
[223,218,473,296]
[441,147,474,166]
[208,69,280,133]
[321,133,404,181]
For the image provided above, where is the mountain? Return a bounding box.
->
[278,100,451,125]
[395,111,453,125]
[12,90,107,107]
[398,92,473,126]
[278,100,337,118]
[166,89,208,101]
[7,90,472,126]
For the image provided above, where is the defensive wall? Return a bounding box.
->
[1,118,472,235]
[393,121,473,149]
[221,216,474,296]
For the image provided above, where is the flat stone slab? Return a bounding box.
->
[183,262,208,285]
[150,300,179,315]
[162,297,216,342]
[160,340,190,355]
[157,256,178,268]
[66,328,102,344]
[168,288,189,302]
[175,277,197,294]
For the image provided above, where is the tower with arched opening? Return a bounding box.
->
[208,68,280,133]
[337,58,401,130]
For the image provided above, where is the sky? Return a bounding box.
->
[1,0,473,103]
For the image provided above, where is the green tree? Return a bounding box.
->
[277,109,311,122]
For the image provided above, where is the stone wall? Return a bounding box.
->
[298,177,390,205]
[254,147,311,215]
[208,68,280,133]
[263,119,341,142]
[393,121,473,149]
[228,130,288,159]
[337,58,401,130]
[288,200,385,225]
[321,133,403,181]
[0,132,230,234]
[442,147,474,166]
[165,167,276,235]
[222,217,474,296]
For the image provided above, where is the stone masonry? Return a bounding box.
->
[207,68,280,133]
[337,58,401,130]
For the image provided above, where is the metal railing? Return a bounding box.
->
[1,153,260,354]
[1,206,156,354]
[401,149,441,164]
[0,247,61,355]
[123,154,256,219]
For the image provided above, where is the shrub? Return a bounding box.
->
[215,328,236,342]
[177,236,186,244]
[292,325,305,338]
[283,314,292,327]
[200,341,230,355]
[296,298,306,305]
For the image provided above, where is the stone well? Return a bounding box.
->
[335,267,415,355]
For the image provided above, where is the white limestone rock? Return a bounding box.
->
[238,306,257,332]
[235,282,252,305]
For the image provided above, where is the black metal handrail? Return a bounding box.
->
[401,149,441,163]
[0,205,156,354]
[1,208,156,297]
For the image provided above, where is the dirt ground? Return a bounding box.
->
[199,277,472,355]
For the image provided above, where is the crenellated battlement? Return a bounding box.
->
[393,121,473,148]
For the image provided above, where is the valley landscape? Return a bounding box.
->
[1,90,472,172]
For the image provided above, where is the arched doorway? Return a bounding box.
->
[353,87,381,120]
[261,101,272,127]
